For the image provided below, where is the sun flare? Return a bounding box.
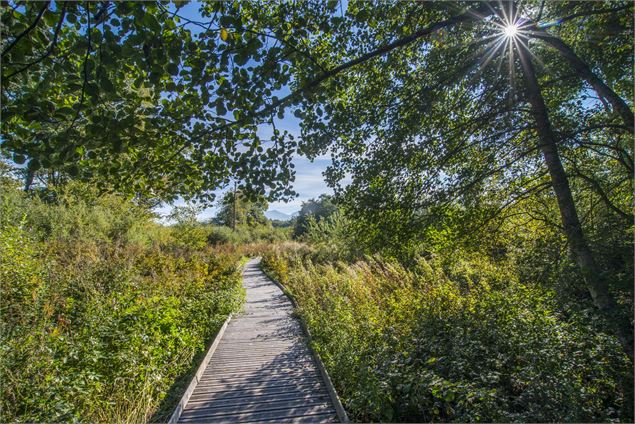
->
[503,23,519,38]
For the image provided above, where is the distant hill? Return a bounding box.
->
[265,210,296,221]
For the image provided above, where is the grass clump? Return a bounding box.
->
[262,247,632,423]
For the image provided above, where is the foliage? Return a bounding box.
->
[292,194,338,238]
[1,1,300,201]
[213,189,269,228]
[165,203,212,250]
[262,247,633,423]
[2,1,634,421]
[297,211,362,262]
[0,181,245,422]
[3,0,632,320]
[207,224,289,246]
[9,1,629,208]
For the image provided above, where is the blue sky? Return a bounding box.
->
[155,153,332,221]
[155,111,333,219]
[154,113,333,221]
[154,2,335,222]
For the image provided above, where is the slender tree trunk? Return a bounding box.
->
[24,169,34,192]
[232,181,237,231]
[518,44,633,354]
[532,31,634,129]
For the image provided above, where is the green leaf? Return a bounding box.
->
[67,164,79,176]
[167,63,179,76]
[27,159,41,171]
[43,11,58,26]
[85,82,100,97]
[142,13,161,33]
[100,75,115,93]
[12,153,26,165]
[56,107,75,116]
[216,102,227,116]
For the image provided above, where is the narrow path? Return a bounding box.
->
[178,258,341,423]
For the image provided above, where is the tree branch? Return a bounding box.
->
[1,1,50,58]
[4,3,67,80]
[245,1,496,123]
[165,2,498,166]
[547,4,633,27]
[569,167,633,222]
[527,23,634,129]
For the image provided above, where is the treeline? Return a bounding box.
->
[166,190,290,247]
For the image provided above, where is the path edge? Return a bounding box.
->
[257,258,350,423]
[168,259,251,423]
[167,313,232,424]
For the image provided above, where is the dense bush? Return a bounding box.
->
[262,247,633,423]
[207,224,290,246]
[0,182,245,422]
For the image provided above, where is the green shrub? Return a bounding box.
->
[0,180,161,246]
[207,225,233,245]
[262,249,633,423]
[207,224,290,246]
[0,183,245,422]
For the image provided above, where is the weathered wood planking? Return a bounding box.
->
[177,258,344,423]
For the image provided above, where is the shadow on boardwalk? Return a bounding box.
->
[177,258,340,423]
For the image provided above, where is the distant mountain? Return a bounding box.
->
[265,210,296,221]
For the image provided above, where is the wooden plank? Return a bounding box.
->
[214,340,300,345]
[198,372,320,384]
[182,397,331,417]
[214,345,309,351]
[205,357,315,368]
[205,362,316,373]
[194,372,322,387]
[210,355,311,363]
[208,357,312,366]
[243,413,339,423]
[205,361,317,371]
[194,375,321,394]
[204,364,315,374]
[210,352,311,362]
[179,404,336,422]
[200,364,318,375]
[189,381,325,398]
[189,385,323,404]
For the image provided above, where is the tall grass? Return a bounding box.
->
[0,182,245,422]
[262,246,633,422]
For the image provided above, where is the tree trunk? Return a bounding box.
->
[517,42,633,354]
[532,31,634,129]
[24,169,34,192]
[232,181,237,231]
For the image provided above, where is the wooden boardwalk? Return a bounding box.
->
[177,258,344,423]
